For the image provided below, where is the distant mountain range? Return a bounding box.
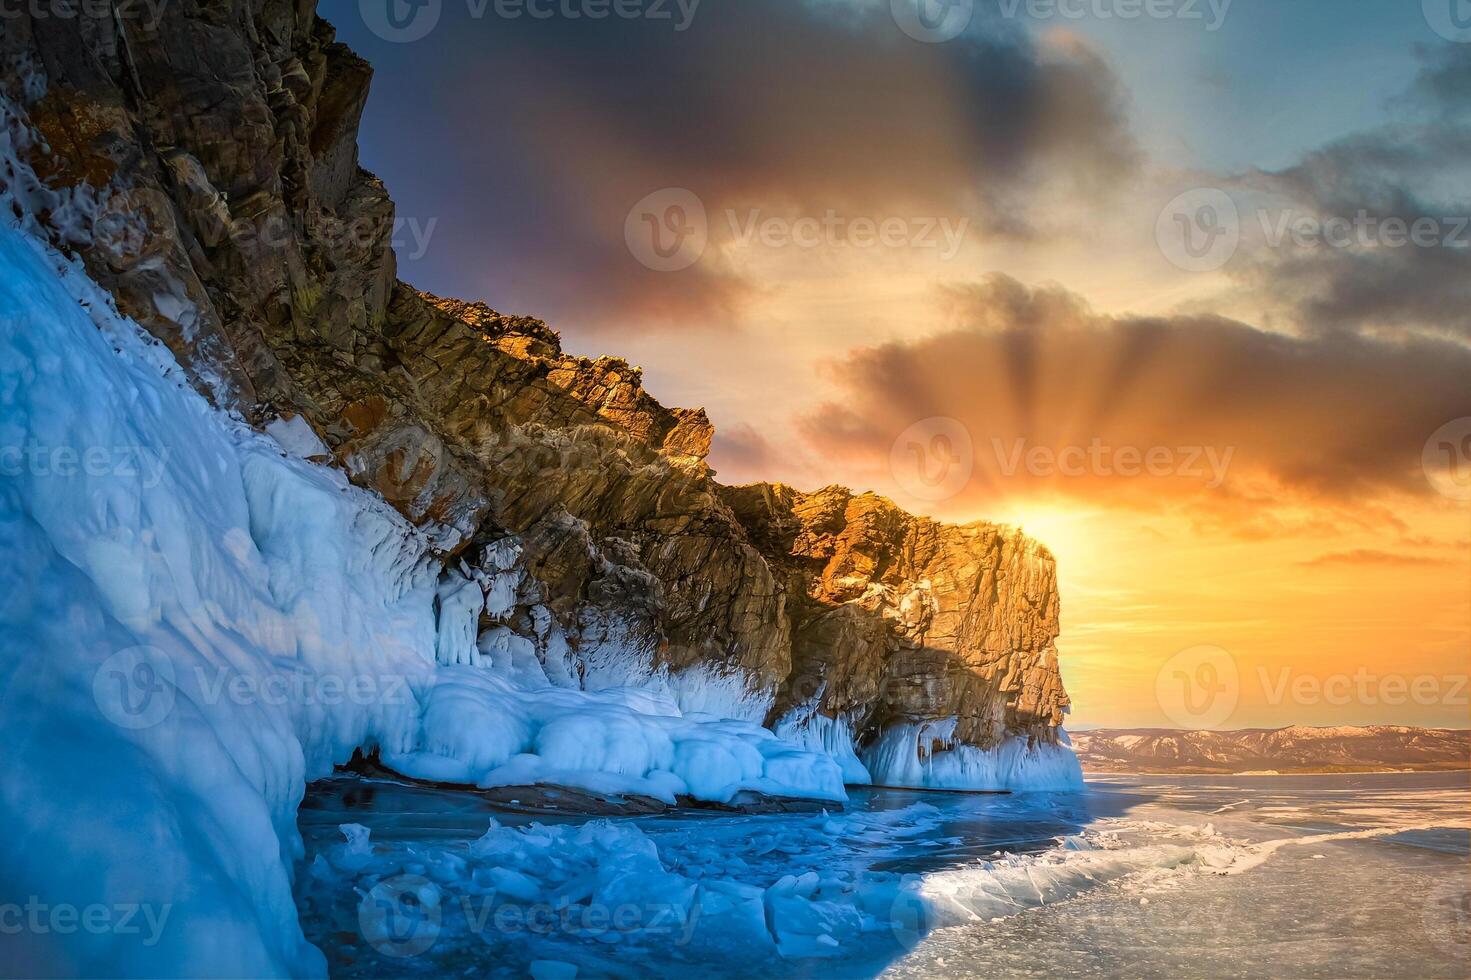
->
[1071,726,1470,774]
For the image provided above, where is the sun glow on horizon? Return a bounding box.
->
[989,503,1108,574]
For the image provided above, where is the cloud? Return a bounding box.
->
[1298,549,1452,568]
[1403,43,1471,120]
[340,0,1136,331]
[1228,46,1471,340]
[710,422,780,484]
[799,275,1471,521]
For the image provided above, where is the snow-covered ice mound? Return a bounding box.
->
[383,667,844,805]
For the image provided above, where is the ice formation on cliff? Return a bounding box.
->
[862,720,1084,792]
[774,704,874,785]
[0,176,837,974]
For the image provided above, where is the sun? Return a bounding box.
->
[990,503,1102,574]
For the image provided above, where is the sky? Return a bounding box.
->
[326,0,1471,730]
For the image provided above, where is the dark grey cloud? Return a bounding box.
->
[1230,45,1471,340]
[1403,43,1471,119]
[329,0,1136,333]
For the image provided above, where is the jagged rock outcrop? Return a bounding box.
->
[724,484,1069,747]
[1,0,1070,760]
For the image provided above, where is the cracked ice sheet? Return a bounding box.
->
[295,772,1469,979]
[886,822,1469,979]
[295,790,1108,978]
[887,772,1470,980]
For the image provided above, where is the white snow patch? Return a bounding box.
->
[265,414,330,461]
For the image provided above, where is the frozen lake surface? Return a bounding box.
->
[294,771,1469,978]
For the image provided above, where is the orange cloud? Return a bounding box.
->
[1299,549,1453,568]
[798,274,1471,527]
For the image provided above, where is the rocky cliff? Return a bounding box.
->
[1,0,1070,771]
[725,484,1069,747]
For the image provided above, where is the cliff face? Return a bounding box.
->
[2,1,1069,756]
[725,485,1070,747]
